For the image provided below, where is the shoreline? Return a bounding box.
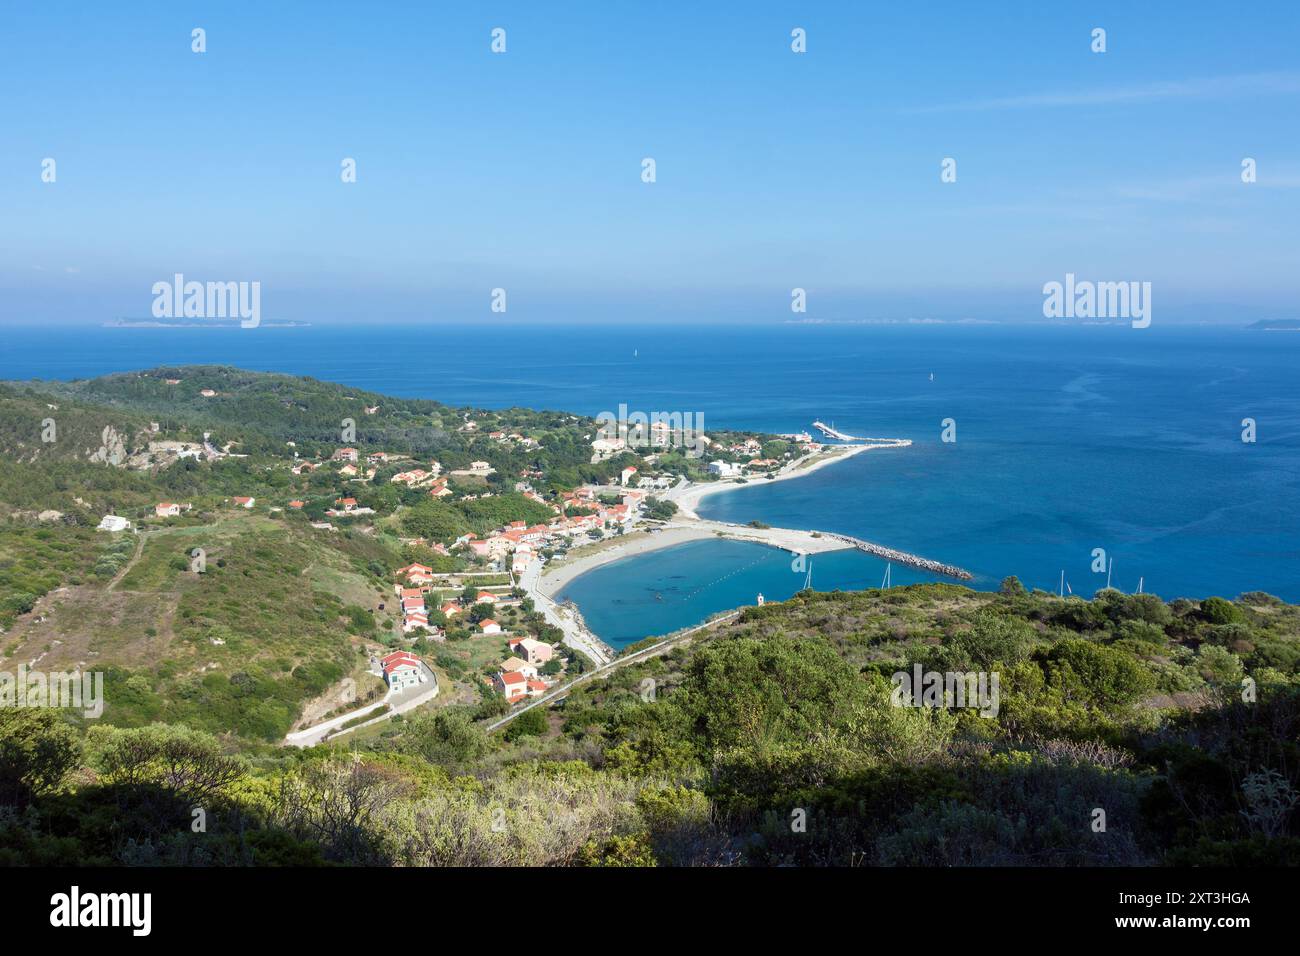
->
[668,440,907,519]
[536,440,909,601]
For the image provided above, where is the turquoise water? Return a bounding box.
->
[556,538,934,646]
[5,323,1298,645]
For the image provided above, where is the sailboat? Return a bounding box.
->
[881,563,892,589]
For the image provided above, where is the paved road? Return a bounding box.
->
[284,662,439,747]
[517,560,613,666]
[485,610,740,732]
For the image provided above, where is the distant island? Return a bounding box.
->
[1246,319,1300,331]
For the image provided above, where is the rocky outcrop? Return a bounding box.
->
[88,425,129,466]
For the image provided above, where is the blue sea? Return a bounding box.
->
[4,323,1298,645]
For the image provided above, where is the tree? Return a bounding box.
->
[504,706,549,741]
[1199,597,1242,626]
[999,576,1027,596]
[0,710,81,806]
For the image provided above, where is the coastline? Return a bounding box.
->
[669,440,906,519]
[536,441,908,601]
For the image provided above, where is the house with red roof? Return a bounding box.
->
[402,613,430,634]
[381,651,427,691]
[492,672,545,703]
[478,619,502,635]
[232,496,255,509]
[494,670,528,702]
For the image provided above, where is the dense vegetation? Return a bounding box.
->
[4,583,1297,867]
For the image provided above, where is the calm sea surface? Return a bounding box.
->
[4,323,1297,645]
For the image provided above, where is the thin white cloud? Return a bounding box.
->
[905,71,1300,114]
[1115,169,1300,202]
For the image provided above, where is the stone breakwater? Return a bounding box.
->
[822,533,974,581]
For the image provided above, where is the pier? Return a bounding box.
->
[821,532,974,581]
[811,420,857,441]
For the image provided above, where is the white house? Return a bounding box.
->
[381,652,427,692]
[96,515,131,532]
[708,460,742,478]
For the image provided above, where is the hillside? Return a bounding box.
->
[3,582,1297,866]
[0,367,774,743]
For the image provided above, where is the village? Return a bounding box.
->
[84,406,830,740]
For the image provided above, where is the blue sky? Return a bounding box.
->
[3,1,1298,325]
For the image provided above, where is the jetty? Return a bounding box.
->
[821,532,973,581]
[811,420,857,441]
[659,518,974,583]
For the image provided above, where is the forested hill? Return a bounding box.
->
[4,365,592,459]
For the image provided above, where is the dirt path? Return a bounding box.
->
[106,533,147,592]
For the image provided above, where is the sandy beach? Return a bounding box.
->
[535,440,910,599]
[669,440,908,518]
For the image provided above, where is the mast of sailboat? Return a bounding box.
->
[881,562,892,589]
[1059,569,1064,599]
[1106,558,1113,590]
[1138,576,1144,594]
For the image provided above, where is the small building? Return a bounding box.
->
[500,656,538,679]
[381,652,427,692]
[494,670,528,702]
[515,638,554,665]
[154,502,186,518]
[232,496,255,509]
[96,515,131,532]
[478,619,502,636]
